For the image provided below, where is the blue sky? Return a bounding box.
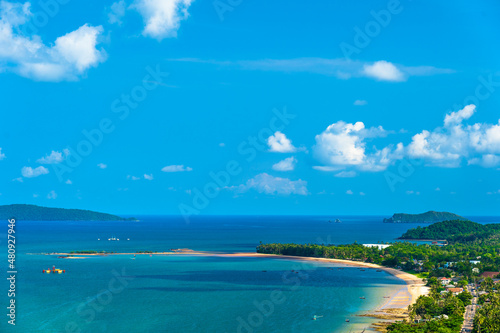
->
[1,0,500,216]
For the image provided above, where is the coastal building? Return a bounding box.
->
[440,277,452,285]
[472,268,480,274]
[480,271,500,279]
[446,287,464,295]
[469,260,481,265]
[362,244,391,250]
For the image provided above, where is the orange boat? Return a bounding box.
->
[42,265,65,274]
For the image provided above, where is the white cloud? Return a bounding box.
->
[161,164,193,172]
[33,193,38,198]
[444,104,476,126]
[313,165,342,172]
[229,173,308,196]
[0,3,106,81]
[47,190,57,199]
[169,58,453,82]
[108,0,126,25]
[131,0,193,40]
[21,166,49,178]
[219,143,225,147]
[65,179,72,185]
[127,175,140,180]
[435,187,441,191]
[12,177,23,182]
[36,149,69,164]
[359,192,366,196]
[346,190,353,195]
[353,100,367,106]
[272,157,297,171]
[407,104,500,167]
[335,171,356,178]
[267,131,297,153]
[363,60,406,82]
[144,173,154,180]
[0,147,5,160]
[313,121,402,172]
[97,163,107,169]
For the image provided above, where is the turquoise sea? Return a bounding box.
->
[2,215,499,332]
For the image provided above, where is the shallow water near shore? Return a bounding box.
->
[3,215,498,332]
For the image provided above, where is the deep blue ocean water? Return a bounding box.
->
[2,215,499,332]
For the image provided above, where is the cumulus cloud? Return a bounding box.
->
[21,166,49,178]
[161,164,192,172]
[313,121,402,172]
[229,173,308,196]
[346,190,353,195]
[127,175,140,180]
[267,131,297,153]
[97,163,107,169]
[47,190,57,199]
[363,60,405,82]
[144,173,154,180]
[272,157,297,171]
[0,3,106,81]
[65,179,72,185]
[131,0,193,40]
[407,105,500,167]
[36,149,69,164]
[444,104,476,126]
[0,147,5,160]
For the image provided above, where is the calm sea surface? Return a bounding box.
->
[2,215,498,332]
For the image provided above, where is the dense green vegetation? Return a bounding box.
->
[383,211,468,223]
[0,204,135,221]
[471,279,500,332]
[400,220,500,242]
[257,239,500,278]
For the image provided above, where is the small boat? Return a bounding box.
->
[383,296,390,298]
[312,315,323,320]
[376,269,382,272]
[42,265,65,274]
[335,219,342,223]
[345,318,350,322]
[360,296,366,299]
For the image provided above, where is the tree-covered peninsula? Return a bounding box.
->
[0,204,135,221]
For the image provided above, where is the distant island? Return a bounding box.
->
[0,204,136,221]
[383,211,468,223]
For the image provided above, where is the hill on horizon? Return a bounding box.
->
[383,211,468,223]
[0,204,135,221]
